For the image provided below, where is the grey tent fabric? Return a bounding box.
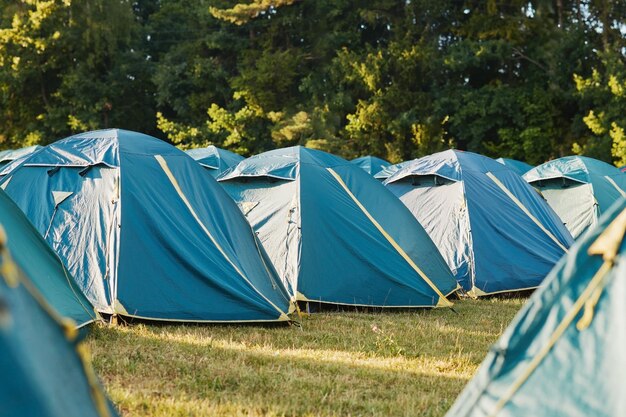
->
[524,156,626,238]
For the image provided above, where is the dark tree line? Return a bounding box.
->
[0,0,625,165]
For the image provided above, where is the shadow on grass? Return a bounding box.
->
[88,299,525,417]
[91,326,469,417]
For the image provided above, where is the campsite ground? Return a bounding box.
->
[89,298,525,417]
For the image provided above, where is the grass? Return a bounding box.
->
[88,298,525,417]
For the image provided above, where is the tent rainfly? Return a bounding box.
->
[0,129,292,323]
[185,146,244,178]
[495,157,533,175]
[0,145,42,168]
[524,156,626,239]
[351,155,391,176]
[0,145,44,178]
[446,198,626,417]
[384,150,573,296]
[374,161,411,181]
[219,146,459,308]
[0,225,119,417]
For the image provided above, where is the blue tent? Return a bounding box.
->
[447,198,626,417]
[185,145,244,178]
[0,145,42,168]
[0,227,119,417]
[385,150,573,296]
[524,156,626,238]
[0,145,44,177]
[0,129,291,323]
[495,158,533,175]
[373,161,411,181]
[351,155,391,176]
[0,189,95,326]
[219,146,458,308]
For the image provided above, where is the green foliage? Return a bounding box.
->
[0,0,624,164]
[575,50,626,165]
[0,0,155,147]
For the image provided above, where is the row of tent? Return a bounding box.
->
[1,130,625,416]
[356,152,626,415]
[359,153,626,240]
[2,130,626,330]
[4,187,626,417]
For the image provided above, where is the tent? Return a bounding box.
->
[495,157,533,175]
[0,145,42,168]
[446,198,626,417]
[219,146,459,308]
[351,155,391,176]
[0,189,95,326]
[374,161,411,181]
[185,145,244,178]
[384,150,573,296]
[620,165,626,173]
[524,156,626,238]
[0,226,119,417]
[0,129,291,323]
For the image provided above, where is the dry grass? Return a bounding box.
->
[88,298,525,417]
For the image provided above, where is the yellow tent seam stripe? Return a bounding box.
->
[154,155,287,318]
[488,260,612,417]
[326,168,452,307]
[604,176,626,198]
[486,172,569,253]
[588,207,626,260]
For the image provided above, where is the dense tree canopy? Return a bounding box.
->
[0,0,624,164]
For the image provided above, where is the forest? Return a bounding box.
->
[0,0,625,165]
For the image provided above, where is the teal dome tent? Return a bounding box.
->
[186,145,244,178]
[374,161,411,181]
[495,158,533,175]
[0,189,94,326]
[524,156,626,238]
[0,225,119,417]
[447,198,626,417]
[0,145,42,168]
[0,129,291,323]
[219,146,458,308]
[351,155,391,176]
[385,150,573,296]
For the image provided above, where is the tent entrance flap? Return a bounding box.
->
[486,172,568,253]
[326,167,452,308]
[154,155,289,320]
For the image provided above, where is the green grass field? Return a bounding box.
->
[88,298,525,417]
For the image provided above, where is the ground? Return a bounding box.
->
[88,298,525,417]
